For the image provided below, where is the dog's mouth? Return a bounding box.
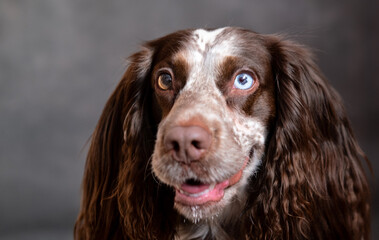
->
[174,157,248,206]
[175,179,228,206]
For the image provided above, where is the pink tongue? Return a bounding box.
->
[180,183,210,194]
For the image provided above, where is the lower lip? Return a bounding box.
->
[174,157,248,206]
[175,180,229,206]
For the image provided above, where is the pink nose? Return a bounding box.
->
[163,126,211,163]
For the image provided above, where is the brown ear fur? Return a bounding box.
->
[74,48,177,239]
[247,36,370,240]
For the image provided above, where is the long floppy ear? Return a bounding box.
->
[250,37,370,239]
[74,47,176,239]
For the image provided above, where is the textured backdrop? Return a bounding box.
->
[1,0,378,239]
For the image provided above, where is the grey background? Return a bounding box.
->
[1,0,378,239]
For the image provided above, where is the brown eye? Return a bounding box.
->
[157,73,173,90]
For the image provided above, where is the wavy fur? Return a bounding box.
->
[74,28,370,240]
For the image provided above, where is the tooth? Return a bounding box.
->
[189,190,207,198]
[185,184,215,197]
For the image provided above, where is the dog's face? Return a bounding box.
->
[151,28,276,222]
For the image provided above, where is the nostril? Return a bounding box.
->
[172,141,180,152]
[191,140,201,149]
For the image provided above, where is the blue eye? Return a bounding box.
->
[233,73,254,90]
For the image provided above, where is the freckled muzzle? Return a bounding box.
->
[151,89,265,222]
[152,91,244,182]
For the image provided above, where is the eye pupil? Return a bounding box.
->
[238,75,248,85]
[158,73,172,90]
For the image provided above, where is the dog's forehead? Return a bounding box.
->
[176,27,237,62]
[172,28,238,89]
[191,28,230,52]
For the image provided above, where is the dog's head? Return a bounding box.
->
[149,28,275,221]
[76,27,370,239]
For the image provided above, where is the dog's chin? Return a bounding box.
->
[169,158,249,223]
[174,183,238,223]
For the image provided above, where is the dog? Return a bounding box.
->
[74,27,370,240]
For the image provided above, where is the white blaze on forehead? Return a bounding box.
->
[174,27,237,94]
[192,28,227,52]
[190,27,237,60]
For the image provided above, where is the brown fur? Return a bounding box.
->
[74,28,370,240]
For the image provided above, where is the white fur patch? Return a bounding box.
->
[192,28,226,52]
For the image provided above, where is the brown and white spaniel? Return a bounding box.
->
[74,27,371,240]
